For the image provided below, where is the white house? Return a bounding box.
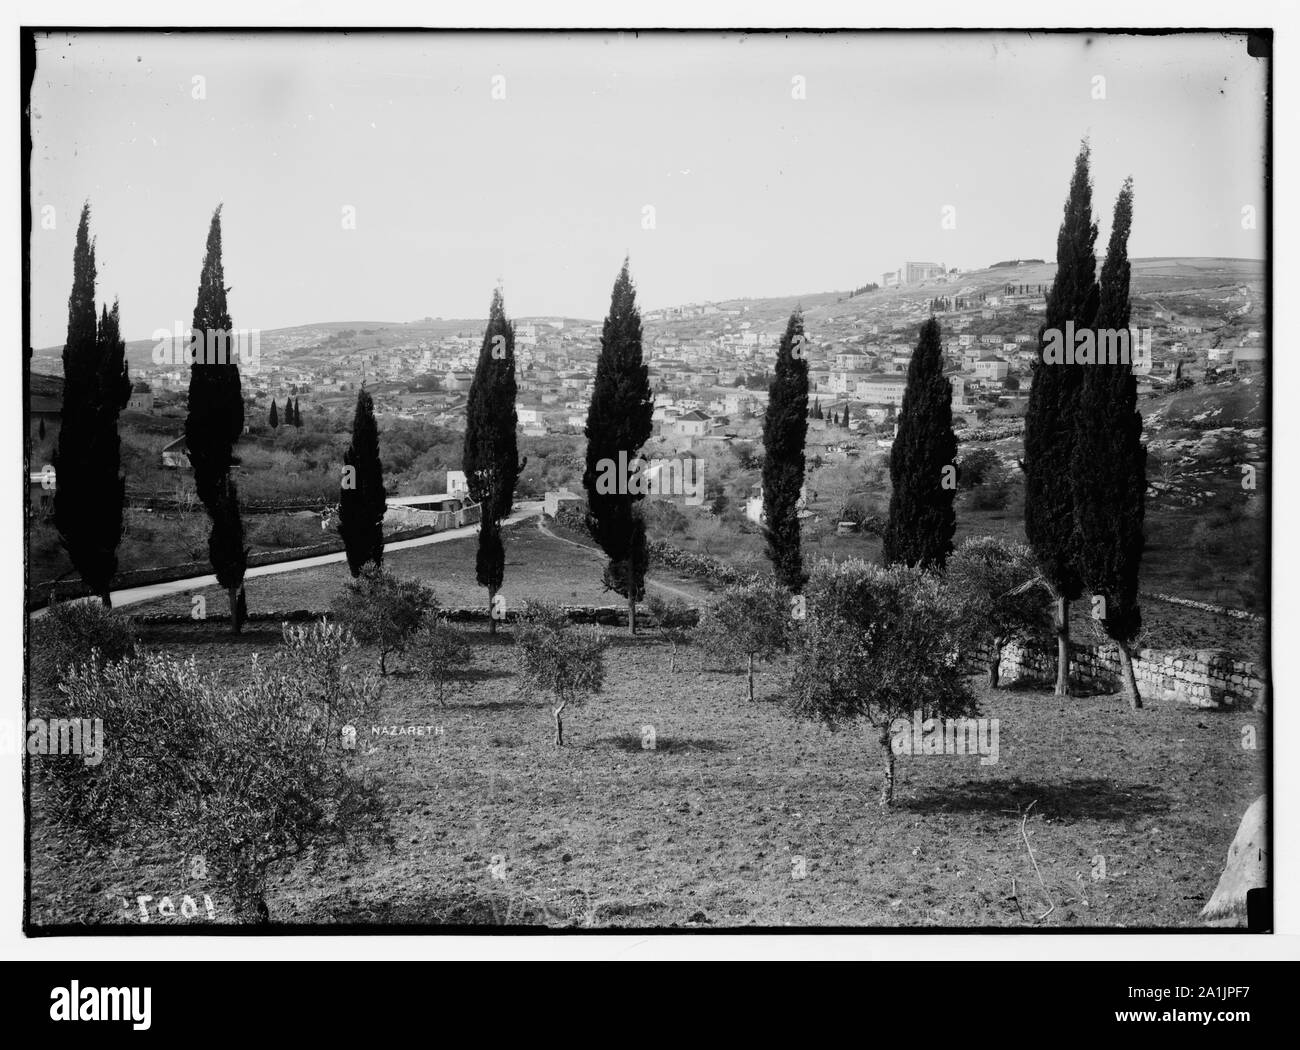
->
[445,470,469,497]
[672,410,712,439]
[973,355,1010,381]
[854,375,908,406]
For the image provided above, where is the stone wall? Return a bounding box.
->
[980,638,1267,711]
[127,598,1264,711]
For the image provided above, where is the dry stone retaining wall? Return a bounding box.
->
[983,638,1266,711]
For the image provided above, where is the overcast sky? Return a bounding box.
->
[29,30,1267,346]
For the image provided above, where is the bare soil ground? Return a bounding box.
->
[28,615,1265,930]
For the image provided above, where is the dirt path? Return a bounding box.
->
[44,501,545,615]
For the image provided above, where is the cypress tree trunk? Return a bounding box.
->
[1117,641,1142,711]
[227,585,242,636]
[1054,596,1071,696]
[488,585,497,636]
[747,653,755,702]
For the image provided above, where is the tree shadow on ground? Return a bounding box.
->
[436,697,534,712]
[996,678,1116,698]
[388,666,512,684]
[599,733,731,754]
[899,777,1170,821]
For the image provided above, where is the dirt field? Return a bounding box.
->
[27,614,1265,930]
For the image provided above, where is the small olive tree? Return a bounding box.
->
[787,560,977,806]
[514,602,608,746]
[407,614,473,706]
[330,565,437,675]
[946,536,1050,687]
[696,578,792,702]
[646,594,697,674]
[47,621,386,919]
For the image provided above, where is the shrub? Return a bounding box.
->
[519,598,570,633]
[967,481,1012,512]
[1201,431,1249,465]
[787,560,977,805]
[958,448,1004,489]
[31,600,136,690]
[515,608,608,746]
[646,594,697,673]
[407,615,474,706]
[551,503,591,535]
[696,578,792,702]
[946,536,1050,686]
[248,515,320,549]
[331,565,438,674]
[42,621,385,918]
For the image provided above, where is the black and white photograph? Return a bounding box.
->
[14,18,1278,951]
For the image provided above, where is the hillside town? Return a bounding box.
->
[62,257,1262,475]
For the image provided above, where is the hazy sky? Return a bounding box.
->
[29,30,1267,346]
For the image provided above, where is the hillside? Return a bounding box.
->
[30,256,1265,376]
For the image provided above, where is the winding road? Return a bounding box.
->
[41,501,546,614]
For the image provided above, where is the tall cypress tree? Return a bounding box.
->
[54,206,131,604]
[761,309,810,591]
[883,317,957,570]
[293,397,302,426]
[339,387,386,576]
[463,288,524,633]
[1024,141,1099,695]
[269,398,279,429]
[1073,177,1145,710]
[89,301,130,600]
[53,204,99,597]
[583,259,654,634]
[184,205,248,632]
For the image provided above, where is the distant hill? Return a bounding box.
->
[29,257,1264,375]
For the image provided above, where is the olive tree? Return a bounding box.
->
[514,602,609,747]
[407,614,473,706]
[696,578,792,702]
[330,565,437,675]
[946,536,1050,687]
[46,621,386,920]
[787,560,977,806]
[646,594,697,674]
